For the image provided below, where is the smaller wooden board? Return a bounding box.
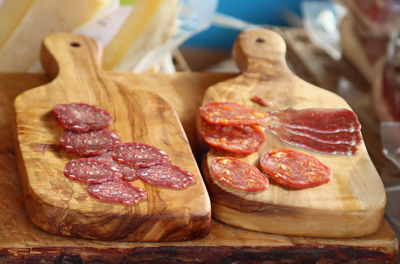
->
[200,28,386,238]
[12,33,211,242]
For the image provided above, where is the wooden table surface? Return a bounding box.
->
[0,28,398,263]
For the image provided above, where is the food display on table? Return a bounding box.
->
[199,28,386,238]
[1,26,397,262]
[12,33,211,242]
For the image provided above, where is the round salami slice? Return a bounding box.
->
[60,129,121,157]
[93,151,138,181]
[64,158,122,183]
[112,142,170,168]
[210,157,268,192]
[200,102,268,126]
[88,180,147,205]
[136,163,196,189]
[54,103,113,132]
[200,121,266,155]
[259,149,332,189]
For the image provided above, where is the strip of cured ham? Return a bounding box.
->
[267,123,359,156]
[268,107,361,133]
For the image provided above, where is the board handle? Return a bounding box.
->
[40,32,103,81]
[233,28,289,75]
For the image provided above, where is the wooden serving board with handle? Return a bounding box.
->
[201,28,386,238]
[12,32,211,242]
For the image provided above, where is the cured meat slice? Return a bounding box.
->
[88,180,147,205]
[268,107,361,133]
[60,129,121,157]
[267,124,358,156]
[136,163,196,189]
[200,101,268,126]
[112,142,170,168]
[251,96,270,107]
[54,103,113,132]
[200,121,266,155]
[285,126,363,146]
[259,149,332,189]
[210,157,268,192]
[64,158,121,184]
[93,151,138,181]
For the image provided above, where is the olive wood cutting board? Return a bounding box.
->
[0,71,396,262]
[12,33,211,242]
[201,28,386,238]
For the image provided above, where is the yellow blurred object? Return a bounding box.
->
[102,0,177,71]
[0,0,33,52]
[0,0,108,72]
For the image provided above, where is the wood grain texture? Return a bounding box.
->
[12,33,211,241]
[0,70,397,263]
[201,28,386,238]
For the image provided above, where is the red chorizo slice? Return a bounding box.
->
[64,158,122,183]
[251,96,270,107]
[54,103,113,132]
[259,149,332,189]
[112,142,170,168]
[88,180,147,205]
[60,129,121,157]
[136,163,196,189]
[93,151,138,181]
[200,102,268,126]
[211,157,268,192]
[200,121,266,155]
[268,107,361,133]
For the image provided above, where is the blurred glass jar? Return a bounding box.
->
[381,33,400,120]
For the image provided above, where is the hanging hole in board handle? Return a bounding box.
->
[70,42,81,48]
[256,37,265,43]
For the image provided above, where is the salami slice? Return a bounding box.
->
[93,151,138,181]
[268,107,361,133]
[200,101,268,126]
[54,103,113,132]
[88,180,147,205]
[267,124,358,156]
[210,157,269,192]
[136,163,196,189]
[60,129,121,157]
[64,158,122,183]
[200,121,266,155]
[259,149,332,189]
[112,142,170,168]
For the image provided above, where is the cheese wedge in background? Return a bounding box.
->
[0,0,108,72]
[0,0,33,52]
[102,0,177,71]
